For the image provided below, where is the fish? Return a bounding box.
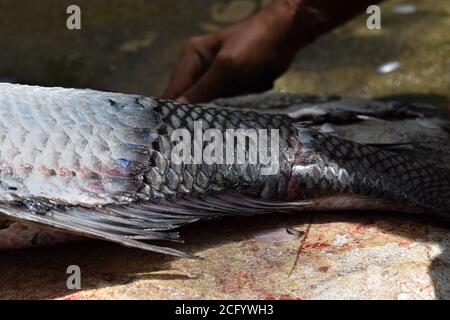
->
[0,83,449,258]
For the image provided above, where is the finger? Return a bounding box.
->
[177,96,189,104]
[178,57,231,103]
[162,35,221,100]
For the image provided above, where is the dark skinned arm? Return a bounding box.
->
[163,0,383,103]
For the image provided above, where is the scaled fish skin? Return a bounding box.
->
[0,83,449,257]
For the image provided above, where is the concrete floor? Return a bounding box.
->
[1,213,450,299]
[0,0,449,299]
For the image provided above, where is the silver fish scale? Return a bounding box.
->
[0,84,160,205]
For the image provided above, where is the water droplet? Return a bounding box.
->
[393,4,416,14]
[319,123,336,134]
[377,61,401,74]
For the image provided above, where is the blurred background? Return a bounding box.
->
[0,0,448,106]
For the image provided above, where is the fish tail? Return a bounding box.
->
[289,128,450,215]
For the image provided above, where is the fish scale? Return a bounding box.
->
[0,83,449,257]
[144,99,294,200]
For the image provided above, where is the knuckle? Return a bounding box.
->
[183,36,203,50]
[215,52,239,70]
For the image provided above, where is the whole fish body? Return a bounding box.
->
[0,83,449,257]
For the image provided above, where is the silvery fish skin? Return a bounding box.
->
[0,83,449,257]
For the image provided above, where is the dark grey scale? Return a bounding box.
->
[226,114,240,128]
[170,161,183,175]
[355,174,372,196]
[404,162,416,175]
[212,120,224,131]
[364,164,383,182]
[176,107,187,118]
[160,104,171,116]
[211,166,226,187]
[366,152,380,168]
[260,177,279,200]
[323,167,338,192]
[190,163,200,177]
[272,117,283,129]
[170,114,182,128]
[318,174,330,193]
[145,167,162,191]
[339,142,354,160]
[299,171,315,195]
[293,177,307,200]
[279,156,293,174]
[165,168,180,191]
[393,163,408,178]
[306,168,323,198]
[380,158,397,173]
[161,185,176,197]
[276,173,288,199]
[152,152,168,175]
[145,98,450,214]
[279,127,293,142]
[194,170,210,192]
[352,147,363,158]
[189,109,200,120]
[215,113,226,123]
[184,116,195,130]
[339,168,354,194]
[371,179,386,198]
[199,163,217,181]
[404,176,415,190]
[237,121,248,130]
[239,164,254,186]
[202,111,214,124]
[411,161,425,171]
[307,164,321,186]
[182,169,194,190]
[332,143,347,159]
[349,171,366,195]
[239,116,260,129]
[176,182,191,195]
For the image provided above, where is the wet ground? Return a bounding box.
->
[0,0,449,299]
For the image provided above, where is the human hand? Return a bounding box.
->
[163,0,311,103]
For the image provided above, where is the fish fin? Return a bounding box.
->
[365,142,419,153]
[209,93,341,111]
[0,204,196,258]
[367,139,450,166]
[289,99,437,125]
[0,192,312,257]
